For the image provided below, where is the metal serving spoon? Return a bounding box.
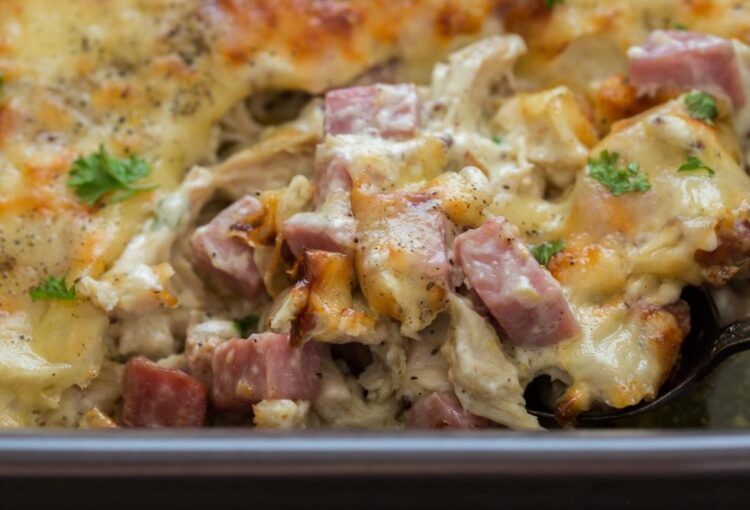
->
[527,286,750,424]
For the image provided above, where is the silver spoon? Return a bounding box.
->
[527,286,750,424]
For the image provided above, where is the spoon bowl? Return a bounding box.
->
[527,286,750,424]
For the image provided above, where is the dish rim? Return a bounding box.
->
[3,429,750,477]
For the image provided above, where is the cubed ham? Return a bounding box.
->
[629,30,746,108]
[123,357,207,428]
[454,216,580,348]
[191,195,264,300]
[211,332,322,410]
[313,152,352,204]
[324,83,420,139]
[283,211,356,256]
[283,188,356,256]
[284,150,357,256]
[407,392,489,429]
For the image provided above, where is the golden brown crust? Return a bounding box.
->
[696,214,750,286]
[505,0,750,58]
[289,249,374,347]
[202,0,501,70]
[591,74,665,133]
[641,302,689,387]
[0,0,501,306]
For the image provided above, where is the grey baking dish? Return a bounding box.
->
[3,429,750,477]
[4,430,750,509]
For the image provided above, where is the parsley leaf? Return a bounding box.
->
[67,146,157,206]
[684,91,718,124]
[530,240,565,266]
[0,70,4,89]
[234,314,260,338]
[491,135,503,145]
[545,0,564,7]
[587,150,651,196]
[678,156,715,177]
[673,22,688,30]
[30,274,77,301]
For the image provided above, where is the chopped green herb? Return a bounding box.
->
[678,156,715,177]
[30,274,77,301]
[684,91,718,124]
[234,314,260,338]
[0,70,4,89]
[491,135,503,145]
[587,150,651,196]
[673,22,688,30]
[67,145,157,206]
[545,0,564,7]
[530,240,565,266]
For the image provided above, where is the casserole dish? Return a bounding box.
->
[6,30,750,510]
[5,2,750,506]
[3,429,750,478]
[2,429,750,509]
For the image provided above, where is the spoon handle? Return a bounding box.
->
[708,318,750,369]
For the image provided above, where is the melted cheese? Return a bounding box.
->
[566,99,750,287]
[523,97,750,414]
[494,86,598,188]
[3,0,750,428]
[0,0,504,425]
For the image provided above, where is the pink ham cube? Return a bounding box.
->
[407,392,489,429]
[629,30,746,108]
[191,195,265,301]
[123,357,207,428]
[211,332,322,410]
[324,83,420,138]
[454,217,580,348]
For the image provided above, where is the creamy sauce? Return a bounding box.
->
[3,0,750,428]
